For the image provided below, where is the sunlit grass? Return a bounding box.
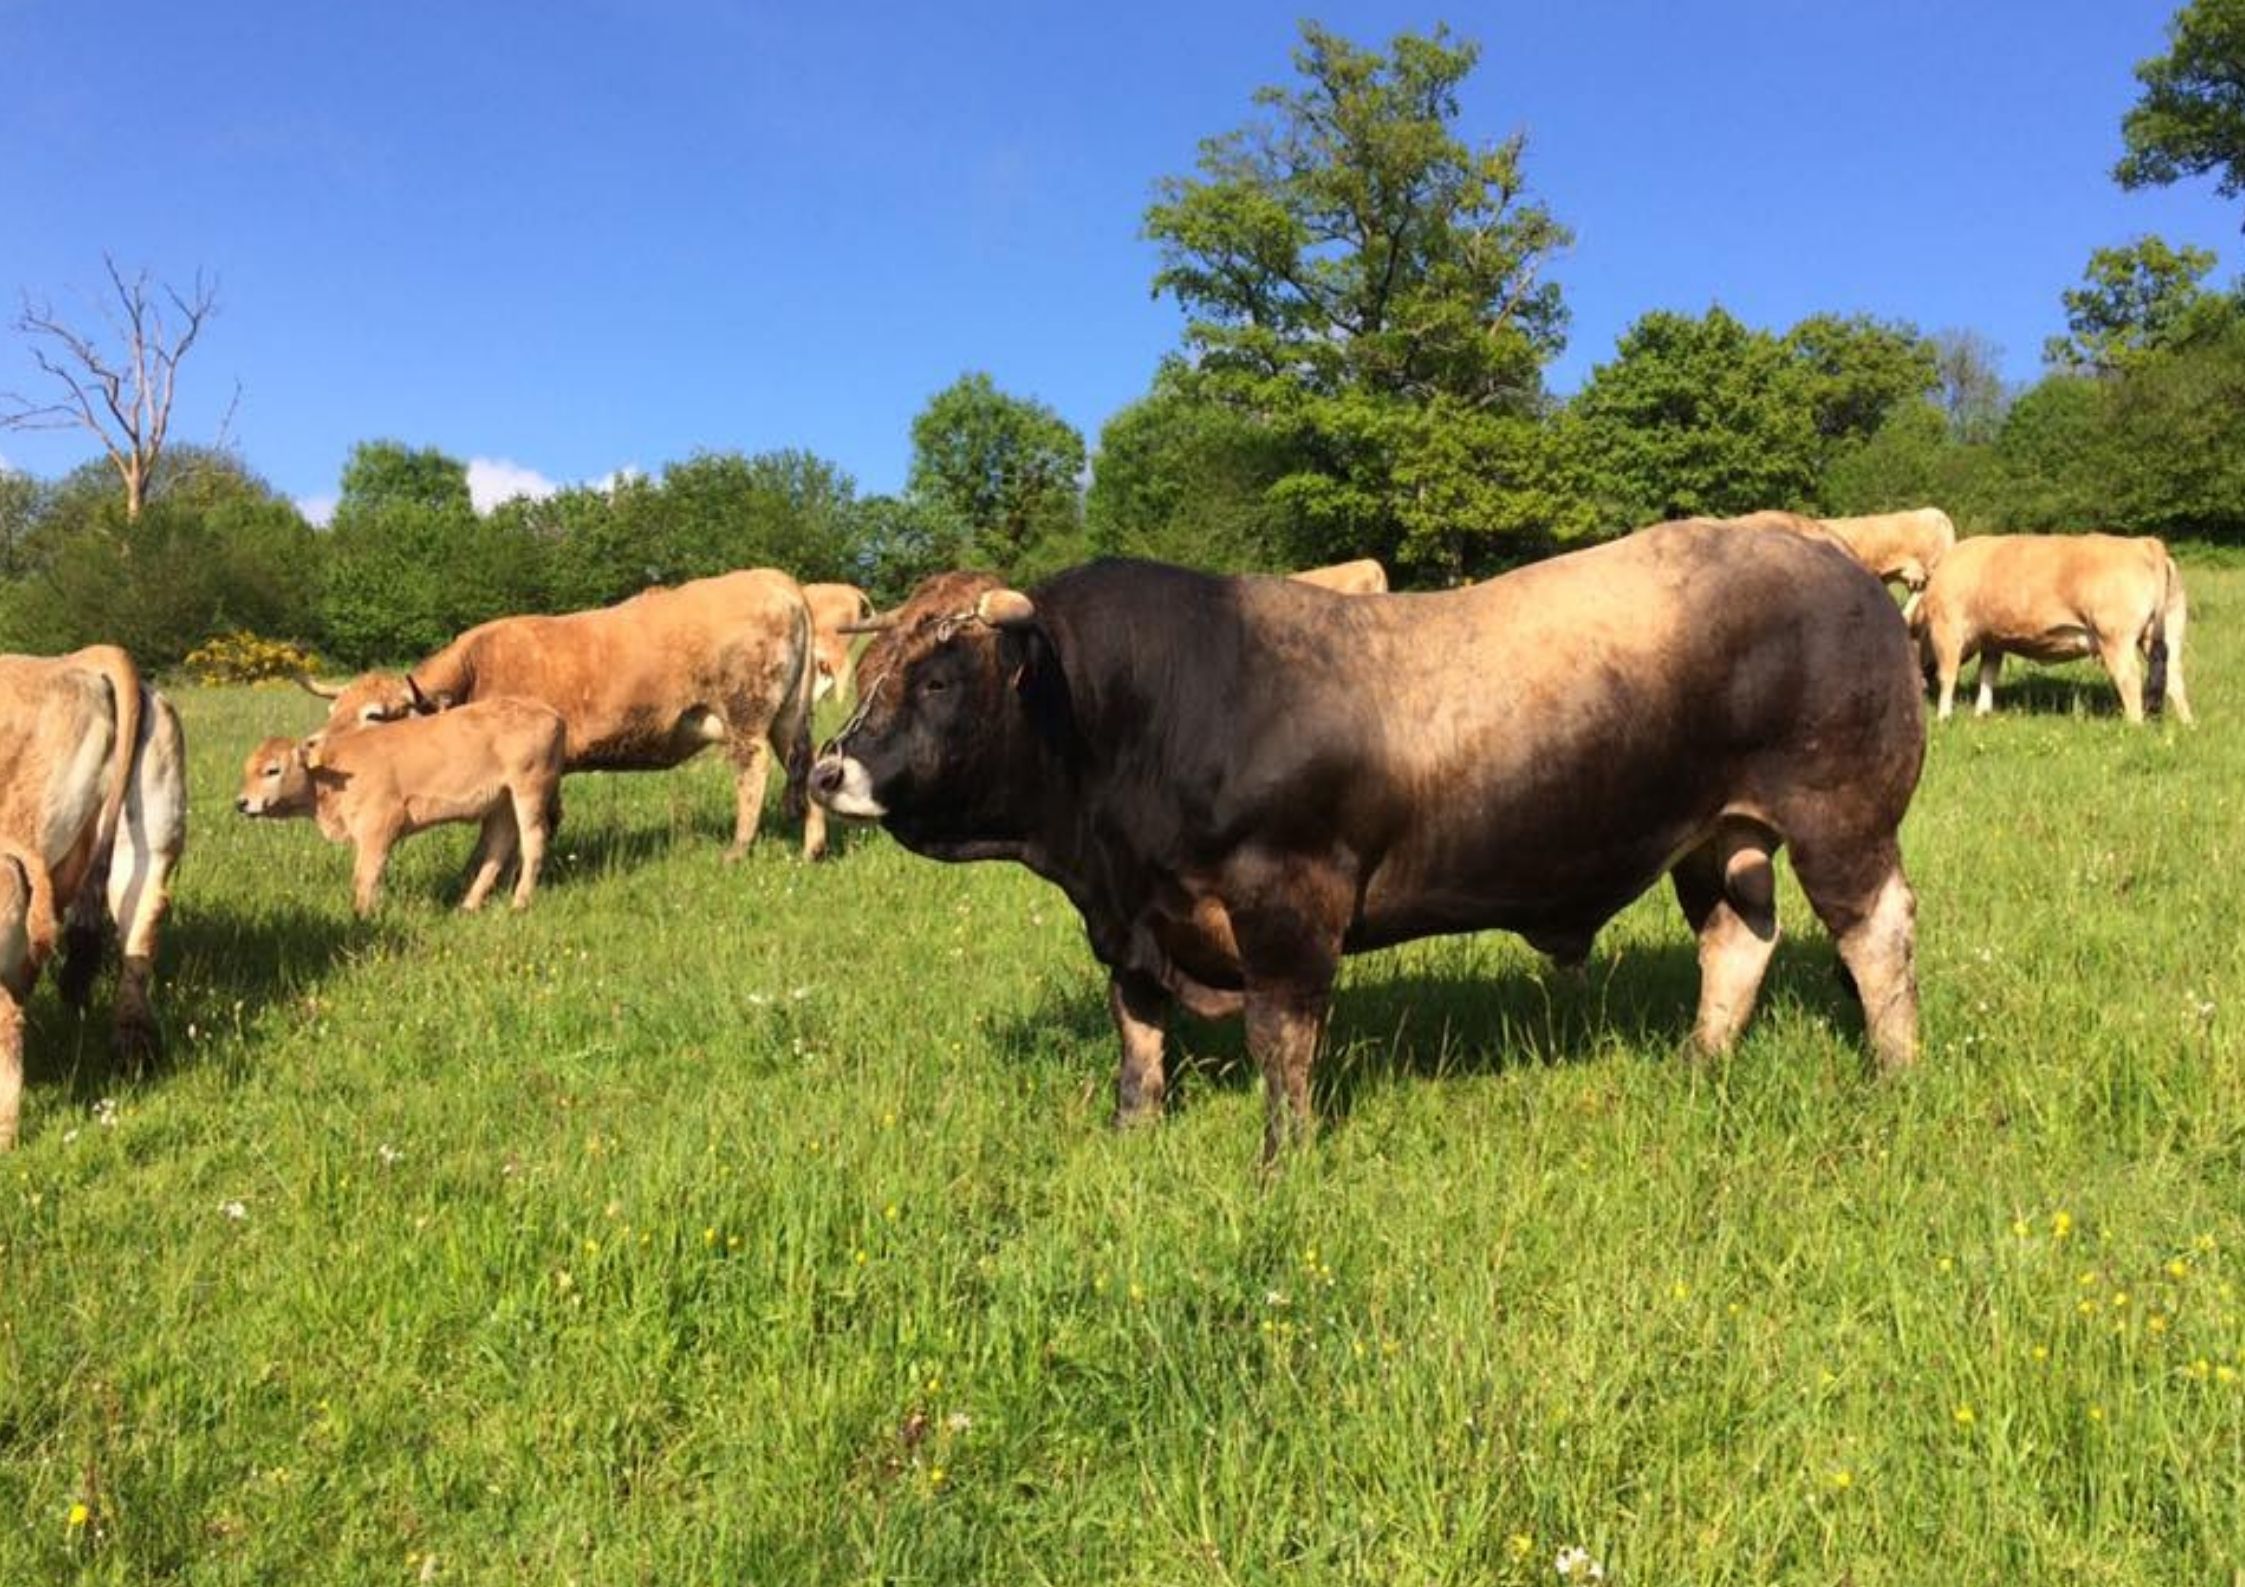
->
[2,567,2242,1582]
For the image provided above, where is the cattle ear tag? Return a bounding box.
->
[976,589,1037,629]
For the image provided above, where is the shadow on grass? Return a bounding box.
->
[987,931,1870,1124]
[20,902,406,1109]
[541,797,876,881]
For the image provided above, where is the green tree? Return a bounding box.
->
[1987,374,2109,528]
[2116,0,2245,212]
[1137,22,1579,578]
[907,372,1085,580]
[1932,328,2009,444]
[1783,313,1938,456]
[2044,236,2234,370]
[847,492,970,608]
[1568,307,1821,532]
[1084,366,1297,572]
[318,440,524,665]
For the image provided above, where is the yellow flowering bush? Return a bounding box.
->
[184,631,325,686]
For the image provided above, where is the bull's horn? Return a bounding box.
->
[405,675,435,713]
[294,674,345,700]
[976,589,1036,629]
[836,616,895,635]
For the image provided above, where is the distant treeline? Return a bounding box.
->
[1,305,2241,675]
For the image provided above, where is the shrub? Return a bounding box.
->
[183,630,326,686]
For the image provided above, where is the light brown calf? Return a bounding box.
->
[237,699,568,915]
[1912,533,2192,724]
[1287,558,1390,595]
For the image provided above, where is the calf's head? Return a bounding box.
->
[809,571,1060,857]
[236,736,318,817]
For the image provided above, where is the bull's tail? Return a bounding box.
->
[776,591,818,826]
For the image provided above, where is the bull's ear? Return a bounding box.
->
[976,588,1036,630]
[300,735,324,771]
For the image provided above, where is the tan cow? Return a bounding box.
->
[1819,508,1957,595]
[802,582,873,704]
[1287,558,1391,595]
[1911,533,2192,724]
[301,569,825,861]
[238,698,567,915]
[0,646,187,1149]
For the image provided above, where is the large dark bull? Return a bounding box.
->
[812,522,1926,1162]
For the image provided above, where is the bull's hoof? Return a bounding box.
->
[1112,1101,1164,1130]
[721,845,749,865]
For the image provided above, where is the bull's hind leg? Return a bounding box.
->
[459,808,516,912]
[1671,822,1780,1057]
[1792,837,1919,1075]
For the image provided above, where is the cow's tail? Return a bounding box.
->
[79,646,145,883]
[776,590,818,826]
[2144,552,2184,718]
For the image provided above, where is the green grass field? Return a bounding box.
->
[5,569,2244,1584]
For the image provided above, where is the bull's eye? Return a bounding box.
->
[919,676,949,696]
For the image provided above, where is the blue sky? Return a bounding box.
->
[2,0,2235,521]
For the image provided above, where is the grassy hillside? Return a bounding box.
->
[4,568,2242,1584]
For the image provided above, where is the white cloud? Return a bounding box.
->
[297,493,337,527]
[588,464,644,494]
[467,457,560,513]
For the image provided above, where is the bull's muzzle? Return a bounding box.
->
[808,752,884,819]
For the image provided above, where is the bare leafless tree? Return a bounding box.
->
[1,257,228,520]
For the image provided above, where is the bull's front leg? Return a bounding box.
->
[1108,969,1171,1128]
[1227,850,1350,1165]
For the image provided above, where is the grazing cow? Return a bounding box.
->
[0,646,187,1149]
[803,582,874,704]
[237,699,568,915]
[812,524,1925,1161]
[1287,558,1391,595]
[1819,508,1957,596]
[301,569,825,860]
[1911,533,2192,725]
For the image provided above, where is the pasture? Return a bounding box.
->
[5,569,2245,1585]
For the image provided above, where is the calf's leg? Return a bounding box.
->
[460,808,516,912]
[509,785,550,909]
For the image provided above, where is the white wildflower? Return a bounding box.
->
[1555,1545,1605,1581]
[219,1200,248,1221]
[378,1143,404,1167]
[944,1411,973,1433]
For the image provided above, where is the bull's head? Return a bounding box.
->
[809,572,1059,857]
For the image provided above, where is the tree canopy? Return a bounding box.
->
[2117,0,2245,215]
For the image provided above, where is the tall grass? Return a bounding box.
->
[3,569,2242,1583]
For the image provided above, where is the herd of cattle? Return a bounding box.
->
[0,511,2198,1157]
